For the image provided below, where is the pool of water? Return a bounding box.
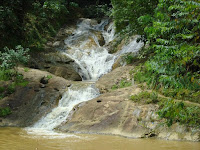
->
[0,128,199,150]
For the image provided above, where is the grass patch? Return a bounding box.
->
[130,91,161,104]
[111,79,132,90]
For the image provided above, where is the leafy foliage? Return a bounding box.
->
[112,0,200,103]
[84,4,111,18]
[0,45,29,70]
[0,46,29,100]
[157,99,200,127]
[0,107,11,117]
[111,0,158,34]
[0,0,109,50]
[140,0,200,93]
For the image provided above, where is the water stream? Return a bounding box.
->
[63,19,116,80]
[27,83,99,135]
[26,18,144,136]
[0,18,199,150]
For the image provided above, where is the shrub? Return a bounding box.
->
[157,99,200,127]
[0,45,29,70]
[0,107,11,117]
[130,91,159,104]
[111,79,132,90]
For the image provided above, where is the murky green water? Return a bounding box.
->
[0,127,199,150]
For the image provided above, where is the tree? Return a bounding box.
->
[111,0,158,34]
[141,0,200,90]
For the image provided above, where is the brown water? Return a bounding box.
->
[0,128,199,150]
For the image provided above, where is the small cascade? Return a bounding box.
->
[117,36,144,56]
[102,22,115,44]
[26,83,99,135]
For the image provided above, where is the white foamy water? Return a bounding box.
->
[26,84,99,136]
[63,19,116,81]
[117,36,144,56]
[26,18,144,137]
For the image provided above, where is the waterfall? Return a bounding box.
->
[26,18,144,136]
[63,19,116,81]
[26,83,99,137]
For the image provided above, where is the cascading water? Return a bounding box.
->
[26,83,99,137]
[26,18,144,137]
[117,36,144,56]
[63,19,116,81]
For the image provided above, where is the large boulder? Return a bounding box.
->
[0,68,71,127]
[57,86,200,141]
[29,52,82,81]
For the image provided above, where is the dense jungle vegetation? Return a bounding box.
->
[0,0,200,126]
[111,0,200,103]
[0,0,111,50]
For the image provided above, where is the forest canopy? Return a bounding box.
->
[0,0,111,50]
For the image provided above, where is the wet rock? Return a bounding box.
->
[92,31,105,46]
[112,56,124,70]
[46,42,53,47]
[40,77,49,84]
[0,68,71,127]
[28,52,81,81]
[44,52,73,64]
[48,66,82,81]
[56,65,199,142]
[57,86,152,137]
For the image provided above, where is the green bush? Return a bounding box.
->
[0,107,11,117]
[111,0,200,104]
[0,0,80,50]
[0,45,30,70]
[130,91,159,104]
[0,69,14,81]
[157,99,200,127]
[124,55,134,64]
[112,79,132,90]
[140,0,200,93]
[111,0,158,34]
[0,87,5,100]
